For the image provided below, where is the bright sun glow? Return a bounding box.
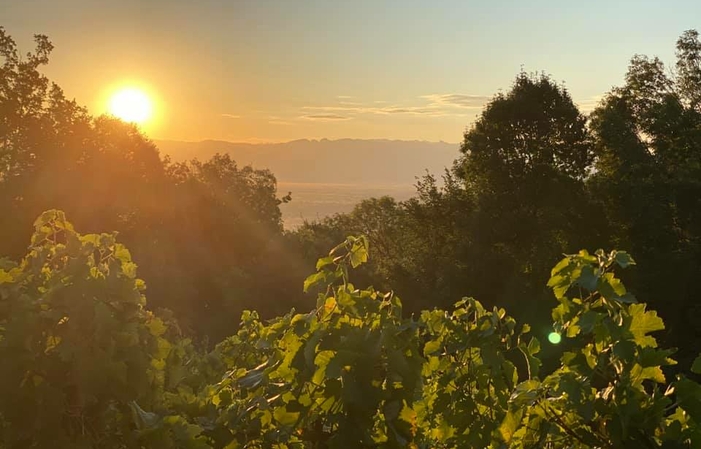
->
[108,88,153,124]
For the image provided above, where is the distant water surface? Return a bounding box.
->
[278,182,417,229]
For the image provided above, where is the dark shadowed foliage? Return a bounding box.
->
[588,29,701,368]
[0,27,302,342]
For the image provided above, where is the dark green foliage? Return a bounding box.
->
[293,32,701,375]
[3,214,701,448]
[588,29,701,368]
[0,211,174,447]
[454,72,603,327]
[458,71,592,184]
[291,74,605,366]
[2,25,701,448]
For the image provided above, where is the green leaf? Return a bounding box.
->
[238,362,268,389]
[692,354,701,374]
[383,400,402,421]
[639,347,676,368]
[527,337,541,355]
[130,401,161,429]
[273,405,300,426]
[303,271,326,292]
[577,264,599,292]
[510,380,541,406]
[598,272,627,301]
[349,239,369,268]
[146,317,167,337]
[326,350,357,379]
[614,251,636,268]
[628,304,665,347]
[550,257,571,277]
[576,250,598,263]
[632,365,666,383]
[314,350,337,371]
[548,274,572,300]
[304,332,324,370]
[566,323,580,338]
[499,409,524,443]
[613,340,636,361]
[316,256,335,270]
[578,310,600,333]
[617,292,638,304]
[0,270,13,284]
[675,378,701,422]
[89,266,105,279]
[424,339,443,355]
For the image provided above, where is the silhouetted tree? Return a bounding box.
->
[292,74,604,352]
[452,73,603,331]
[0,28,295,342]
[589,29,701,368]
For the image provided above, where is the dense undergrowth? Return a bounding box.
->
[1,211,700,448]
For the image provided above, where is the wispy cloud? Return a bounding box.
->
[575,95,603,114]
[302,106,361,112]
[266,115,293,125]
[422,94,491,108]
[381,107,435,115]
[300,93,489,120]
[302,114,352,121]
[221,113,241,119]
[302,105,436,116]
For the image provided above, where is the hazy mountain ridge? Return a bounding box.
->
[155,138,459,185]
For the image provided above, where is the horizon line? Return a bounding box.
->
[153,137,462,146]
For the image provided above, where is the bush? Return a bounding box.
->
[1,212,700,448]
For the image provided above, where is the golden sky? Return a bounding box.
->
[5,0,699,143]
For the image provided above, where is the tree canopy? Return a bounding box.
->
[0,27,297,342]
[588,29,701,367]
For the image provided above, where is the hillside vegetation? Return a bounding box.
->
[1,211,701,448]
[2,26,701,447]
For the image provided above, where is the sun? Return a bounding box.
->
[108,87,153,124]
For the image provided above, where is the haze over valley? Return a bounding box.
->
[157,138,457,227]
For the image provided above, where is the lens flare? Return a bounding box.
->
[548,332,562,344]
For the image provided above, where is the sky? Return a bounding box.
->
[4,0,700,143]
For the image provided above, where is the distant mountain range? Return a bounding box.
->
[155,138,460,185]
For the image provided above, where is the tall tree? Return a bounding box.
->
[139,153,294,340]
[589,30,701,367]
[0,28,296,342]
[0,27,167,258]
[455,72,601,329]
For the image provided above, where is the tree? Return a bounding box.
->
[138,153,294,340]
[457,71,592,189]
[292,74,604,342]
[588,29,701,368]
[676,30,701,111]
[290,173,477,314]
[0,28,296,343]
[0,27,167,258]
[0,211,173,447]
[454,72,603,332]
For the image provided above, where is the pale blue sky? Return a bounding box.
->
[4,0,699,142]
